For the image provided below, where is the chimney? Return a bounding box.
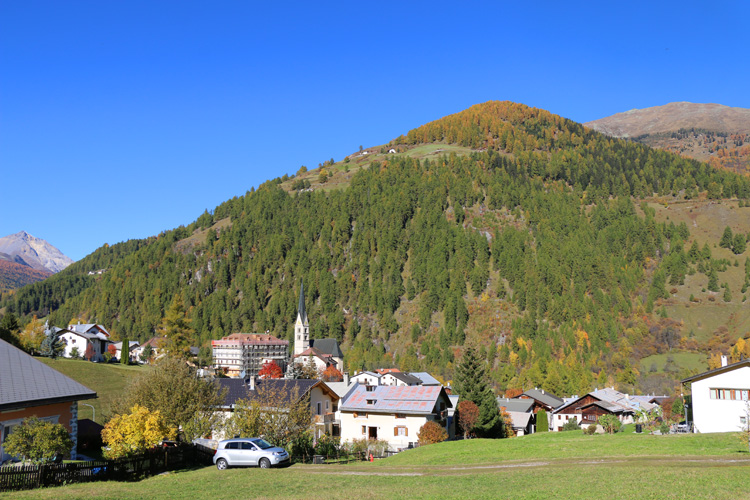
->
[541,390,545,394]
[721,355,728,367]
[344,372,350,385]
[248,375,256,391]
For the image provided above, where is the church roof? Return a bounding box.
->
[310,338,343,358]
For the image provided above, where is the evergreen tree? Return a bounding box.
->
[453,346,504,438]
[536,409,549,432]
[121,337,129,364]
[40,327,64,358]
[720,226,734,249]
[0,313,20,346]
[158,294,194,357]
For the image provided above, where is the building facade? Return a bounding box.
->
[682,357,750,433]
[212,333,289,378]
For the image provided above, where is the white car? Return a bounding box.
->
[213,438,289,469]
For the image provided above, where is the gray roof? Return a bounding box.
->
[681,359,750,384]
[310,338,343,359]
[519,388,564,409]
[325,381,358,399]
[0,339,97,411]
[496,397,534,413]
[215,378,323,408]
[410,372,441,386]
[385,372,423,385]
[507,411,533,430]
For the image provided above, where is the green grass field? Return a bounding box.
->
[37,357,147,424]
[639,351,707,376]
[4,430,749,500]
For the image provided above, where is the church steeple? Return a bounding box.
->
[297,280,308,325]
[294,280,310,355]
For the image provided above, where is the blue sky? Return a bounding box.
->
[2,1,748,261]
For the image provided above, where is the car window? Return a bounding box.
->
[241,442,255,450]
[225,442,239,450]
[252,439,273,450]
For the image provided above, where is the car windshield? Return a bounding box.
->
[252,438,274,450]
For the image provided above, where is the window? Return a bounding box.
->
[226,442,239,450]
[710,388,750,400]
[394,426,408,437]
[317,402,322,415]
[325,401,330,411]
[362,425,366,435]
[395,413,406,419]
[366,385,375,392]
[366,399,376,405]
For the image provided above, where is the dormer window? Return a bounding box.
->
[366,399,376,405]
[365,385,375,392]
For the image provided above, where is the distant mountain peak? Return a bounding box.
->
[0,231,74,274]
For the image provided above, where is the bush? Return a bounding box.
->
[561,419,581,431]
[598,414,622,434]
[102,404,176,459]
[418,421,448,445]
[584,424,597,435]
[3,417,73,464]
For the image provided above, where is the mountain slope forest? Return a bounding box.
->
[3,101,750,396]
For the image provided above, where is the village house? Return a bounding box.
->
[0,339,97,462]
[551,387,658,431]
[339,384,452,451]
[682,356,750,433]
[113,340,140,362]
[213,377,340,440]
[57,322,112,361]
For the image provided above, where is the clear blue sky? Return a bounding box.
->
[2,1,748,261]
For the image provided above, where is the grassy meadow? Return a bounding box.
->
[37,357,147,424]
[4,430,749,500]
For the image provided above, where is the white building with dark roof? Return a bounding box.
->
[291,281,344,371]
[682,357,750,433]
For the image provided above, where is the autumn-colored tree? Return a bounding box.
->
[111,357,226,441]
[3,417,72,464]
[259,360,283,379]
[17,316,45,354]
[321,364,343,382]
[457,400,479,439]
[226,382,312,451]
[84,343,95,361]
[107,343,117,358]
[417,421,448,445]
[157,294,194,357]
[503,388,523,399]
[102,404,176,458]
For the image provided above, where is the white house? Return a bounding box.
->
[339,384,452,451]
[682,357,750,433]
[350,371,381,386]
[55,323,111,361]
[380,372,422,387]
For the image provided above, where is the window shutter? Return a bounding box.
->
[394,427,398,436]
[405,427,408,436]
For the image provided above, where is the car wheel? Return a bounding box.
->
[259,458,271,469]
[216,458,228,470]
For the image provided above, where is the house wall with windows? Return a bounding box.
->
[338,411,435,450]
[0,401,76,462]
[688,363,750,433]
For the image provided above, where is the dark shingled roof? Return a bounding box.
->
[0,339,97,411]
[496,397,534,413]
[519,388,564,409]
[310,338,343,359]
[386,372,423,386]
[216,378,320,408]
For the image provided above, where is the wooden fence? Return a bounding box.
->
[0,444,215,493]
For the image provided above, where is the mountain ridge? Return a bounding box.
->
[0,231,74,274]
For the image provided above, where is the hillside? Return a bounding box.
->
[3,101,750,397]
[585,102,750,174]
[0,259,52,292]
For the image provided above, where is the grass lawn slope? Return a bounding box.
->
[4,431,749,500]
[37,357,148,424]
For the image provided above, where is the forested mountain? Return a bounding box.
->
[3,101,749,396]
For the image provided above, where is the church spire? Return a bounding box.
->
[297,280,308,325]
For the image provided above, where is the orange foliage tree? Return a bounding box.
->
[258,360,283,379]
[417,421,448,445]
[321,365,343,382]
[457,400,479,439]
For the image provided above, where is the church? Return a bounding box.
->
[291,281,344,373]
